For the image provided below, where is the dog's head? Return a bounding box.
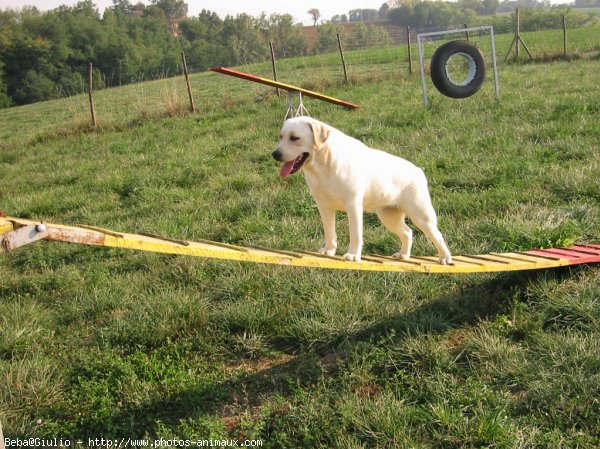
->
[272,117,330,178]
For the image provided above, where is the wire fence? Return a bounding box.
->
[251,22,600,88]
[2,20,598,143]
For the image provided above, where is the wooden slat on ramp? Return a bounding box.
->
[1,217,599,274]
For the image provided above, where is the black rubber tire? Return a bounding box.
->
[430,40,486,99]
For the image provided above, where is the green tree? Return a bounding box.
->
[179,9,222,41]
[263,14,306,58]
[389,1,478,29]
[314,23,344,54]
[13,69,57,104]
[331,14,349,23]
[222,14,269,65]
[348,9,379,21]
[351,23,393,49]
[0,61,11,108]
[379,3,391,19]
[151,0,187,34]
[150,0,187,22]
[483,0,500,15]
[111,0,134,14]
[308,8,321,26]
[519,7,595,30]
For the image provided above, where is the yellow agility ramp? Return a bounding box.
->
[1,216,599,274]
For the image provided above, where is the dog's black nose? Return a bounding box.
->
[272,149,283,161]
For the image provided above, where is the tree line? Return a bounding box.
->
[0,0,597,108]
[385,0,595,32]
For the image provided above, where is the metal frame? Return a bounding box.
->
[284,91,310,121]
[417,26,500,107]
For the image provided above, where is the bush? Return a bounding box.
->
[13,70,58,104]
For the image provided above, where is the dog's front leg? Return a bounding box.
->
[316,202,337,256]
[344,202,363,262]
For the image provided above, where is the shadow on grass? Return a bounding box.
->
[68,266,583,438]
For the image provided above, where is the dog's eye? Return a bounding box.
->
[290,136,300,142]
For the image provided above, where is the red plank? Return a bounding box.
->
[578,244,600,251]
[562,254,600,265]
[210,67,360,109]
[564,245,600,256]
[540,248,598,260]
[523,249,564,260]
[524,247,600,266]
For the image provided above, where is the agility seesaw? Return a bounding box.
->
[210,67,360,118]
[2,216,599,274]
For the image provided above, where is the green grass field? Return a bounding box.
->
[1,33,599,447]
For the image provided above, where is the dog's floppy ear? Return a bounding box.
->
[307,120,330,149]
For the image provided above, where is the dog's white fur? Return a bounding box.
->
[273,116,452,264]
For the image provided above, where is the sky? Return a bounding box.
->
[0,0,391,24]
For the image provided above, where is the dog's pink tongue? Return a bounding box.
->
[280,161,295,179]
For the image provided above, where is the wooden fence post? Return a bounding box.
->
[337,33,349,83]
[88,62,97,128]
[516,9,532,60]
[407,26,413,74]
[269,41,280,97]
[516,8,521,59]
[563,15,568,58]
[181,52,196,113]
[504,7,533,62]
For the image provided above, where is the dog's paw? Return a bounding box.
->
[438,256,452,265]
[343,253,361,262]
[319,247,336,257]
[392,252,410,260]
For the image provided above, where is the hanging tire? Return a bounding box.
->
[430,40,486,99]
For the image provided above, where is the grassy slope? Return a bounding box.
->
[1,43,600,447]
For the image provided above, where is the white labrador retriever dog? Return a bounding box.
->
[272,116,452,265]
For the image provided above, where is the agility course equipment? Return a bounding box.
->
[210,67,360,119]
[2,216,599,274]
[417,26,500,106]
[430,40,486,99]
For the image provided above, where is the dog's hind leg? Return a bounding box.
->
[409,212,452,265]
[377,207,413,260]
